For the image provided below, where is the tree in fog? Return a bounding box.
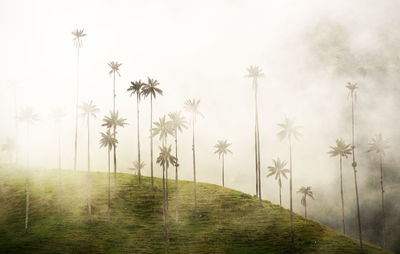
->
[267,158,289,206]
[328,138,352,234]
[102,111,128,186]
[346,82,363,250]
[18,107,39,233]
[368,133,390,248]
[168,111,188,220]
[213,140,232,188]
[130,160,146,183]
[80,101,100,217]
[297,186,314,219]
[1,138,15,163]
[72,28,86,171]
[245,66,263,201]
[141,78,163,188]
[184,99,204,212]
[100,129,118,218]
[277,117,302,248]
[128,80,146,184]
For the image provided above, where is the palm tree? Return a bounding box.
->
[368,133,390,248]
[1,138,15,163]
[108,61,122,185]
[168,111,188,220]
[266,158,289,206]
[99,129,118,218]
[328,138,352,234]
[102,111,128,186]
[80,101,100,217]
[156,145,177,247]
[346,82,363,250]
[18,107,38,233]
[72,28,86,171]
[141,77,163,188]
[128,80,146,184]
[184,99,204,212]
[129,160,146,183]
[52,108,67,213]
[277,117,302,248]
[214,140,232,187]
[297,186,314,219]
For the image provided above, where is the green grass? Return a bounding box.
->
[0,165,392,253]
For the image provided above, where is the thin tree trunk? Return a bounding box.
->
[254,128,259,197]
[166,137,169,211]
[108,149,111,219]
[380,156,385,248]
[162,163,166,239]
[175,129,179,221]
[222,154,225,187]
[351,92,363,251]
[254,77,262,202]
[87,117,92,217]
[150,96,154,188]
[304,195,307,219]
[192,115,197,212]
[137,94,141,184]
[339,156,346,234]
[279,177,282,206]
[25,124,29,233]
[74,47,79,171]
[58,123,62,213]
[14,88,18,165]
[289,137,294,248]
[112,71,117,188]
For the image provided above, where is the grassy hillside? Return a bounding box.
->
[0,165,391,254]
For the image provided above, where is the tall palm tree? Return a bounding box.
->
[52,108,67,213]
[214,140,232,187]
[328,138,352,234]
[168,111,187,220]
[129,160,146,178]
[184,99,204,212]
[18,107,39,233]
[245,66,263,201]
[102,111,128,186]
[141,77,163,188]
[156,145,177,248]
[108,61,122,184]
[72,28,86,171]
[1,138,15,163]
[346,82,363,250]
[99,129,118,218]
[80,101,100,217]
[267,158,289,206]
[277,117,302,248]
[297,186,314,219]
[128,80,146,184]
[368,133,390,248]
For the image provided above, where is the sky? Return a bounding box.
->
[1,0,400,250]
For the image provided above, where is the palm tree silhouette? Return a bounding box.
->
[80,101,100,217]
[100,129,118,218]
[184,99,204,212]
[245,66,263,202]
[1,138,15,163]
[108,61,122,184]
[267,158,289,206]
[168,111,188,221]
[18,107,39,233]
[102,111,128,186]
[214,140,232,187]
[346,82,363,250]
[129,160,145,178]
[277,117,302,248]
[141,77,163,188]
[128,80,146,184]
[156,145,177,249]
[52,108,67,213]
[328,138,352,234]
[368,133,390,248]
[297,186,314,219]
[72,28,86,171]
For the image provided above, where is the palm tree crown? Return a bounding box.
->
[80,101,100,119]
[168,112,188,133]
[129,160,145,174]
[141,77,163,98]
[72,29,86,48]
[102,111,128,130]
[157,145,178,169]
[267,158,289,182]
[128,80,146,99]
[277,118,302,141]
[108,61,122,77]
[328,139,352,158]
[214,140,232,159]
[19,107,39,124]
[245,66,264,79]
[297,186,314,206]
[99,129,118,151]
[368,133,390,156]
[346,82,358,99]
[184,99,204,118]
[152,116,174,141]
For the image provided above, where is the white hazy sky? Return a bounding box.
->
[1,0,399,214]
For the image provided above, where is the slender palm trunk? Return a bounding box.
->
[380,156,385,248]
[58,123,62,213]
[150,96,154,188]
[192,115,197,212]
[253,78,261,201]
[174,129,179,221]
[339,156,346,234]
[304,195,307,219]
[222,154,225,187]
[14,89,18,165]
[137,94,141,184]
[350,92,363,251]
[25,124,30,233]
[162,163,166,238]
[107,149,111,219]
[74,47,80,171]
[165,137,169,211]
[279,177,282,206]
[289,137,294,248]
[254,128,259,197]
[113,71,117,187]
[87,117,92,217]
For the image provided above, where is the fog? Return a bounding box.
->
[0,0,399,251]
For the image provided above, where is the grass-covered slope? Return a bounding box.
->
[0,166,391,254]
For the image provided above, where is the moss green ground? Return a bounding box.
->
[0,166,391,253]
